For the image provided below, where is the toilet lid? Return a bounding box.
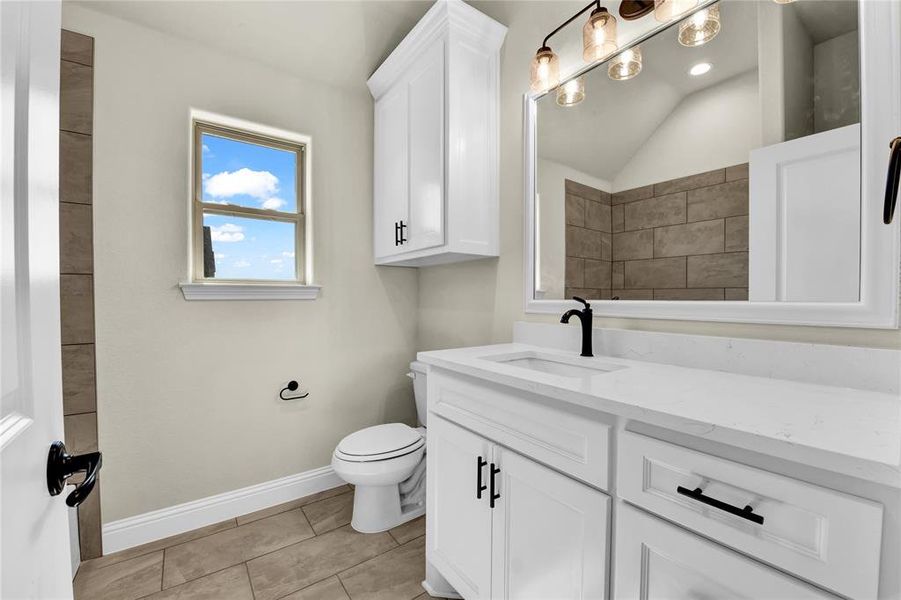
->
[337,423,423,459]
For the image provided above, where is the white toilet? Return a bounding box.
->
[332,361,429,533]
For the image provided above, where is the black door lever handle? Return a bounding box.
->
[47,441,102,507]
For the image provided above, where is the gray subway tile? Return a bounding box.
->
[565,179,602,202]
[623,192,686,231]
[653,288,725,301]
[611,289,654,300]
[612,184,654,205]
[726,163,749,181]
[623,257,686,289]
[725,287,749,301]
[725,215,749,252]
[611,204,624,233]
[687,252,748,287]
[611,262,624,289]
[62,344,96,415]
[60,60,93,135]
[565,194,585,227]
[655,168,725,196]
[687,180,749,222]
[60,274,94,345]
[565,257,584,288]
[654,219,724,258]
[60,131,92,205]
[585,200,611,233]
[584,259,611,289]
[612,230,653,261]
[60,202,93,274]
[62,30,94,66]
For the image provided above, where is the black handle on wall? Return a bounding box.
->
[489,463,501,508]
[399,220,407,244]
[476,456,487,499]
[47,441,102,508]
[676,485,764,525]
[884,136,901,224]
[394,221,401,246]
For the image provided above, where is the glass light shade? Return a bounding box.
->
[678,5,720,47]
[654,0,699,22]
[608,46,642,81]
[582,8,618,62]
[530,47,560,92]
[556,77,585,106]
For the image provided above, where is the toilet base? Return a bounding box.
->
[350,484,425,533]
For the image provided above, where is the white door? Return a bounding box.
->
[373,83,409,260]
[404,38,445,253]
[427,416,493,599]
[491,446,609,600]
[1,3,75,599]
[613,504,839,600]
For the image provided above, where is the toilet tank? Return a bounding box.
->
[409,361,428,427]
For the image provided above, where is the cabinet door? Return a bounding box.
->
[428,416,493,599]
[405,38,445,253]
[491,446,609,600]
[373,83,408,260]
[613,504,840,600]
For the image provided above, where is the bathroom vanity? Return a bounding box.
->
[420,330,900,599]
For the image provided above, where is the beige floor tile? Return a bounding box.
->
[82,520,237,571]
[388,516,425,545]
[238,485,351,526]
[247,525,397,600]
[302,491,354,534]
[163,509,314,588]
[338,536,426,600]
[281,576,351,600]
[74,551,163,600]
[142,564,253,600]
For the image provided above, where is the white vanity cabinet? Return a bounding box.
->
[428,416,609,600]
[367,0,506,267]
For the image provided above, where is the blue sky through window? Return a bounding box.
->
[200,132,300,280]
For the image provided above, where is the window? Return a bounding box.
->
[187,114,314,299]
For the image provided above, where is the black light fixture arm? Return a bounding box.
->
[542,0,603,48]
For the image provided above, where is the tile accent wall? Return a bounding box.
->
[564,179,612,300]
[564,165,750,301]
[60,29,102,560]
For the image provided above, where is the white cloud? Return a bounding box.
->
[281,251,295,258]
[210,223,245,243]
[202,144,210,153]
[270,258,283,265]
[204,168,278,200]
[262,197,286,210]
[233,259,251,268]
[214,252,227,259]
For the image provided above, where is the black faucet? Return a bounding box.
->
[560,296,593,357]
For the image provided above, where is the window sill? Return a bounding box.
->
[179,282,321,301]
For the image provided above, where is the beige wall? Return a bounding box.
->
[62,6,420,523]
[419,0,901,353]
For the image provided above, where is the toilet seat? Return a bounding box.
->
[335,423,424,463]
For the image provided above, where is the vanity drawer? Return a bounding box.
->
[617,431,883,600]
[429,370,610,490]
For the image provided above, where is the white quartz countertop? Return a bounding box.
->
[417,343,901,488]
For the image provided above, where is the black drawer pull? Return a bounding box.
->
[489,463,501,508]
[676,485,764,525]
[885,136,901,224]
[476,456,487,499]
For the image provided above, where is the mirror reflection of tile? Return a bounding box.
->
[564,165,749,302]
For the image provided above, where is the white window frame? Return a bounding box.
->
[179,109,319,300]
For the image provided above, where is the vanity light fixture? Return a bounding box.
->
[689,61,712,76]
[608,46,643,81]
[530,0,618,93]
[557,76,586,106]
[772,0,796,3]
[654,0,699,22]
[678,4,720,47]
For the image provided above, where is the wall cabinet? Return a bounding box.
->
[428,416,609,600]
[367,0,506,267]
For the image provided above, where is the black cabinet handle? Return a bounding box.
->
[47,441,102,508]
[399,220,407,244]
[676,485,764,525]
[394,221,401,246]
[885,136,901,225]
[476,456,487,499]
[489,463,501,508]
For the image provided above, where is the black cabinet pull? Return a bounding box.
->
[476,456,487,499]
[394,221,401,246]
[885,136,901,224]
[47,441,102,508]
[399,220,407,244]
[676,485,764,525]
[489,463,501,508]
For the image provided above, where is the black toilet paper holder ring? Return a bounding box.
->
[279,380,309,401]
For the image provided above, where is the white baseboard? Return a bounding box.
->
[102,465,344,554]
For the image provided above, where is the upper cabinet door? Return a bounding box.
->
[613,504,840,600]
[405,39,446,253]
[491,446,609,600]
[373,84,409,260]
[427,416,494,600]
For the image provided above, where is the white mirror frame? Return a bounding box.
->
[524,0,900,329]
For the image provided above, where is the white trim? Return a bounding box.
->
[102,466,344,554]
[523,0,901,329]
[179,281,321,301]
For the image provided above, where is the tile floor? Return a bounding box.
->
[74,486,444,600]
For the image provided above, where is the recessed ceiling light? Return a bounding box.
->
[689,62,712,76]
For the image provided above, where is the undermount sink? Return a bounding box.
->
[482,351,625,379]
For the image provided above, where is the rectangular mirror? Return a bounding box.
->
[526,0,898,327]
[537,0,860,303]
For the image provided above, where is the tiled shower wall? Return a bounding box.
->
[60,29,102,560]
[564,179,613,300]
[565,165,749,301]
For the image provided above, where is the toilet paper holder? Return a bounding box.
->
[279,380,309,401]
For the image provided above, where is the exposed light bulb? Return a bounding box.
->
[556,77,585,107]
[608,46,642,81]
[679,5,721,47]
